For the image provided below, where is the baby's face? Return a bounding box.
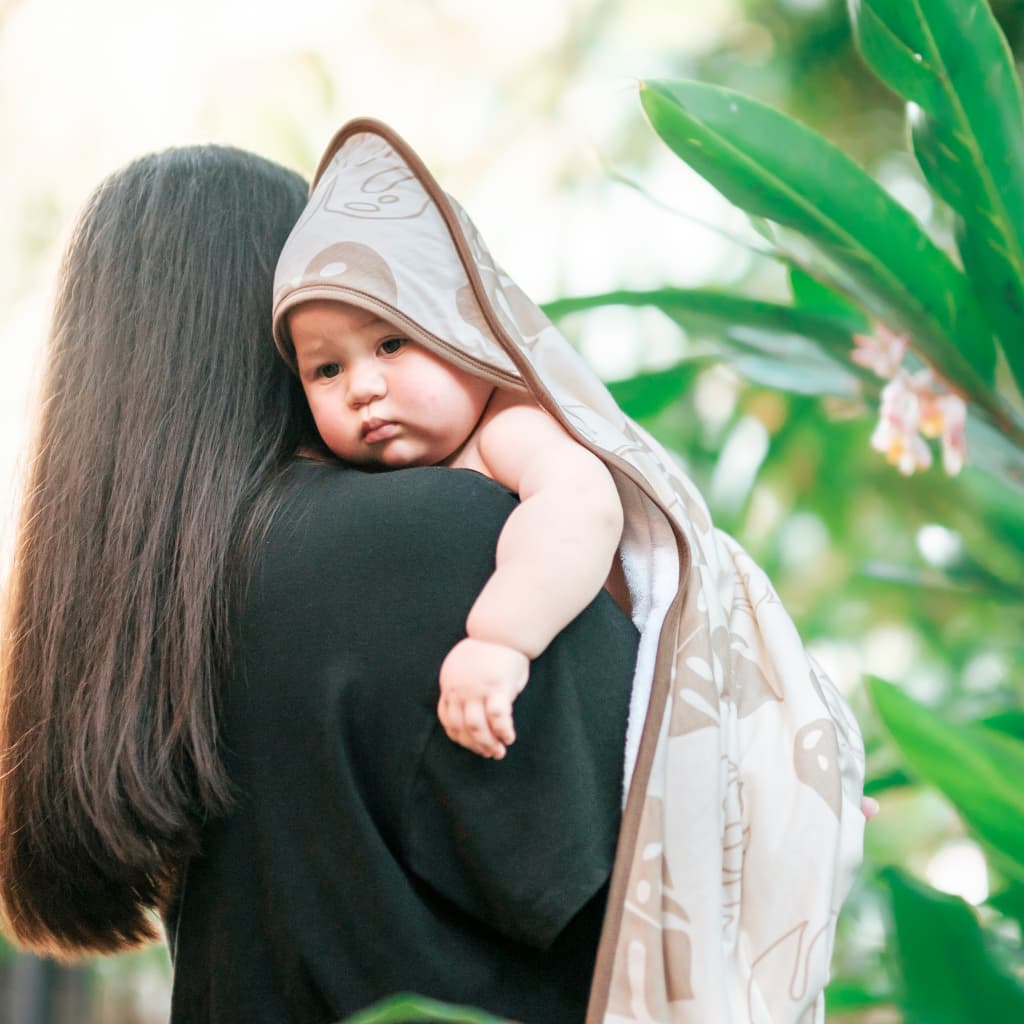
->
[289,300,494,468]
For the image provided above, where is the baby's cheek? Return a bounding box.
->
[312,409,337,441]
[314,413,355,459]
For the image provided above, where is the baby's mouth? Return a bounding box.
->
[362,418,400,443]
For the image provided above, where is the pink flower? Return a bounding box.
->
[936,397,967,476]
[869,368,968,476]
[910,369,967,475]
[871,372,933,475]
[852,324,908,378]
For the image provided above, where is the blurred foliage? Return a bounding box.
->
[699,0,1024,163]
[544,1,1024,1021]
[338,993,511,1023]
[883,867,1024,1022]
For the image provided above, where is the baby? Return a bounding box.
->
[285,298,626,759]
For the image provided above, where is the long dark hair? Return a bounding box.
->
[0,146,310,957]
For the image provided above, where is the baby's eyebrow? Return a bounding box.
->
[293,340,341,366]
[294,337,330,353]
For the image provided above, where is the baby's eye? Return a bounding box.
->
[379,337,407,356]
[317,362,341,379]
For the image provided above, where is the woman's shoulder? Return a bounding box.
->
[233,459,523,727]
[253,459,518,596]
[281,457,515,521]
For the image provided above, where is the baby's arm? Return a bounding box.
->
[438,391,624,758]
[469,392,623,657]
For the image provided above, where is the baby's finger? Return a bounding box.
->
[463,700,505,759]
[486,695,516,747]
[437,693,453,733]
[439,694,466,745]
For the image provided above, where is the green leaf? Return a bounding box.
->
[338,994,511,1024]
[824,978,895,1012]
[988,881,1024,933]
[788,266,869,330]
[857,560,1022,601]
[883,867,1024,1023]
[867,677,1024,875]
[717,348,856,397]
[638,78,997,404]
[960,468,1024,546]
[863,769,911,796]
[543,288,856,359]
[979,710,1024,743]
[605,362,708,420]
[964,415,1024,496]
[849,0,1024,397]
[542,288,869,397]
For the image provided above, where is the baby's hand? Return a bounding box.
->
[438,637,530,759]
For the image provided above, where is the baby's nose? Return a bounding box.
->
[347,362,387,405]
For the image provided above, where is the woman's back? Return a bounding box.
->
[167,459,639,1023]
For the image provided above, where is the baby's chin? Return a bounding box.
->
[353,443,443,471]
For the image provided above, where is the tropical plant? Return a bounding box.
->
[540,1,1024,1020]
[338,993,511,1023]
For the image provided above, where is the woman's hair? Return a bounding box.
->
[0,146,311,957]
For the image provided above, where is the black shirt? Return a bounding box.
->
[166,460,639,1023]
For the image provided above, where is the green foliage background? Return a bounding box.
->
[599,1,1024,1020]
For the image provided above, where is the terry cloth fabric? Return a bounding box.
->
[272,118,866,1024]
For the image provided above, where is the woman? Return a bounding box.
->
[0,147,639,1022]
